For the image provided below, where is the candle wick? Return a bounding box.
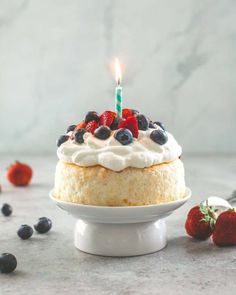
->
[117,78,121,86]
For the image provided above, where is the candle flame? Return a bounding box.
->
[115,58,122,85]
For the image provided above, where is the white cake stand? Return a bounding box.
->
[50,188,191,257]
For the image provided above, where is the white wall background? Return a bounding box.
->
[0,0,236,154]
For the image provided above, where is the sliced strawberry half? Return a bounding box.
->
[99,111,116,127]
[118,116,139,138]
[75,121,86,130]
[122,108,133,119]
[86,120,98,134]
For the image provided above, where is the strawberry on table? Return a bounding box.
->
[212,209,236,247]
[7,161,33,186]
[185,203,216,240]
[86,120,98,134]
[118,116,139,138]
[99,111,116,127]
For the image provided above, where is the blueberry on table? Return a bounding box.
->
[94,126,111,140]
[66,125,76,133]
[34,217,52,234]
[153,121,165,130]
[57,135,69,147]
[74,128,86,144]
[115,128,133,145]
[136,114,149,131]
[85,111,99,124]
[0,253,17,273]
[150,129,168,145]
[1,203,12,217]
[17,225,33,240]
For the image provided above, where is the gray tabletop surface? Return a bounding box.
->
[0,154,236,295]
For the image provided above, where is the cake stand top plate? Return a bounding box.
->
[50,188,191,224]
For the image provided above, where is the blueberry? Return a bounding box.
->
[85,111,99,124]
[0,253,17,273]
[136,114,149,131]
[74,128,86,144]
[1,204,12,217]
[132,109,139,115]
[149,121,157,129]
[150,129,168,145]
[115,128,133,145]
[67,125,76,133]
[153,121,165,130]
[110,117,124,130]
[94,126,111,140]
[57,135,69,147]
[34,217,52,234]
[17,225,33,240]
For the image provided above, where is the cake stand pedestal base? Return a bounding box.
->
[74,219,167,257]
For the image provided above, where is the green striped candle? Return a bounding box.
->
[115,58,122,117]
[115,83,122,118]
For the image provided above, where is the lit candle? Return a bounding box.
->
[115,58,122,117]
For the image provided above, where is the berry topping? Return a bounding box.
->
[1,203,12,217]
[86,120,98,134]
[17,224,33,240]
[94,126,111,140]
[212,209,236,247]
[7,161,33,186]
[57,135,69,147]
[150,129,168,145]
[74,128,86,144]
[136,114,149,131]
[99,111,116,127]
[85,111,99,124]
[34,217,52,234]
[185,204,216,240]
[118,116,139,138]
[75,121,86,130]
[132,109,139,115]
[114,128,133,145]
[67,125,76,133]
[0,253,17,273]
[149,121,157,129]
[110,117,124,130]
[122,108,133,118]
[153,121,165,130]
[122,108,139,118]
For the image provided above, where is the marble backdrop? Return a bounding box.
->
[0,0,235,154]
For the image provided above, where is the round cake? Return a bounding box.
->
[53,109,186,206]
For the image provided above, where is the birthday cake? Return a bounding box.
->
[53,109,186,206]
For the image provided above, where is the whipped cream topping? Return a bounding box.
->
[57,128,182,172]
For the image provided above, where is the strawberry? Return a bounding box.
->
[212,209,236,246]
[118,116,139,138]
[86,120,98,134]
[122,108,133,119]
[75,121,86,130]
[7,161,33,186]
[185,203,216,240]
[99,111,116,127]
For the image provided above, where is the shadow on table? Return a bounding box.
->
[168,235,229,255]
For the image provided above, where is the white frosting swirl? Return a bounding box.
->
[57,128,182,172]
